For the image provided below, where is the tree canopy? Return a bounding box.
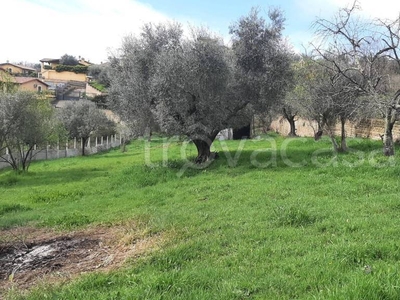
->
[0,92,59,171]
[57,100,115,156]
[59,54,79,66]
[109,8,292,162]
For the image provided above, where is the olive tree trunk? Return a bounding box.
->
[282,108,297,137]
[287,116,297,137]
[192,131,219,164]
[81,137,87,156]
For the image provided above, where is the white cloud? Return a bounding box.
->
[0,0,169,64]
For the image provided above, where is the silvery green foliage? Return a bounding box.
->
[88,63,111,87]
[109,22,184,138]
[57,100,115,155]
[150,27,236,141]
[229,7,292,114]
[0,92,56,171]
[109,9,291,159]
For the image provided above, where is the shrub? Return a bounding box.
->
[55,65,88,74]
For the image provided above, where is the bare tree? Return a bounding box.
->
[276,55,310,137]
[58,101,115,156]
[312,1,400,155]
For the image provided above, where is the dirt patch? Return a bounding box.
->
[0,224,164,295]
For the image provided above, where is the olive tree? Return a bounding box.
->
[110,8,292,163]
[57,100,115,156]
[88,63,111,87]
[0,92,58,171]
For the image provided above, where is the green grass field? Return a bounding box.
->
[2,134,400,299]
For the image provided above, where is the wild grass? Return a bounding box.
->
[2,134,400,299]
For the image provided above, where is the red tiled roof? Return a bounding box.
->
[0,63,36,72]
[13,77,49,86]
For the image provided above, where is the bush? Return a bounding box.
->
[55,65,88,74]
[91,94,108,108]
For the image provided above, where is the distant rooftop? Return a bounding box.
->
[14,77,49,86]
[40,58,92,66]
[0,62,36,72]
[40,58,60,63]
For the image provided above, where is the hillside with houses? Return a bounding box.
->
[0,55,107,107]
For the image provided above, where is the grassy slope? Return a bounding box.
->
[2,135,400,299]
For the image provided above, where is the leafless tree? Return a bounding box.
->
[312,1,400,155]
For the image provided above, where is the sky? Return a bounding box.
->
[2,0,400,65]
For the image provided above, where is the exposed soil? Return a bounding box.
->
[0,224,163,296]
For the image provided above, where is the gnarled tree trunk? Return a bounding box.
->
[282,108,297,137]
[192,130,219,164]
[287,116,297,137]
[383,106,396,156]
[193,139,211,164]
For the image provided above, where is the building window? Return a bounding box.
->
[7,68,12,73]
[37,86,42,93]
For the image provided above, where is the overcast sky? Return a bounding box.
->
[2,0,400,64]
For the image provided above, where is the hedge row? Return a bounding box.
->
[54,65,88,74]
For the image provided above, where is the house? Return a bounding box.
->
[13,77,49,92]
[0,62,37,76]
[0,69,48,92]
[39,58,91,82]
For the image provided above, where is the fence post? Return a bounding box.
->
[106,136,109,148]
[74,137,77,149]
[95,137,98,147]
[57,139,60,158]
